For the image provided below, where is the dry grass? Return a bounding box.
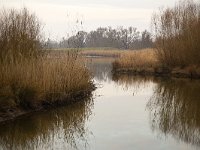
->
[0,8,93,116]
[113,48,157,70]
[0,53,92,110]
[112,48,200,78]
[152,0,200,67]
[80,49,123,57]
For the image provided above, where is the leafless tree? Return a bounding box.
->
[0,8,43,62]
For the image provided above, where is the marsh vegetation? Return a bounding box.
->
[0,0,200,149]
[113,0,200,78]
[152,0,200,68]
[0,8,93,121]
[0,54,200,150]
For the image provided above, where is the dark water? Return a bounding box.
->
[0,57,200,150]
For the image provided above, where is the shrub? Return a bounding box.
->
[152,0,200,67]
[0,8,42,62]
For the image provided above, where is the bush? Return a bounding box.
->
[152,0,200,67]
[0,8,42,62]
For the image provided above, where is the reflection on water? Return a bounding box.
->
[0,57,200,150]
[85,57,114,82]
[112,74,155,93]
[0,97,94,150]
[114,73,200,148]
[147,79,200,147]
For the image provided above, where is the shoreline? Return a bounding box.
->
[0,86,95,123]
[112,67,200,79]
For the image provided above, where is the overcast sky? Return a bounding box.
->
[1,0,178,40]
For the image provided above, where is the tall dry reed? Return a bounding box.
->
[152,0,200,67]
[0,53,92,110]
[0,8,93,111]
[113,49,157,70]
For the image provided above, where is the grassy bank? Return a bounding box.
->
[113,48,200,79]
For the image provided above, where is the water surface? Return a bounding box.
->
[0,57,200,150]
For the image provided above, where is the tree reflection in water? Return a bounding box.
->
[0,96,94,150]
[1,66,200,149]
[147,79,200,147]
[113,74,200,147]
[112,74,155,93]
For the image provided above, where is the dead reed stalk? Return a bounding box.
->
[152,0,200,67]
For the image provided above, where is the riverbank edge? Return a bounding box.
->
[112,67,200,79]
[0,84,96,123]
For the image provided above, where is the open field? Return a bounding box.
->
[45,48,122,58]
[48,48,144,58]
[80,49,122,57]
[80,48,156,58]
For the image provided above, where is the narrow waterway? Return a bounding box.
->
[0,57,200,150]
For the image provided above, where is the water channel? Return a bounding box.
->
[0,57,200,150]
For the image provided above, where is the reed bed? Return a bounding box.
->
[152,0,200,67]
[80,49,123,57]
[113,48,200,78]
[113,49,157,71]
[0,8,93,118]
[113,1,200,79]
[0,53,92,112]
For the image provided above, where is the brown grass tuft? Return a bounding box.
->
[113,49,157,71]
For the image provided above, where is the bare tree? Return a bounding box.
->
[59,27,153,50]
[0,8,43,62]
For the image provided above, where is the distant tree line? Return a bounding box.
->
[46,27,153,50]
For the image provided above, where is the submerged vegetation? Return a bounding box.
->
[0,8,93,121]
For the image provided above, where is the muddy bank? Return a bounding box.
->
[0,87,95,123]
[112,67,200,79]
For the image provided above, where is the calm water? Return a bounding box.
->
[0,57,200,150]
